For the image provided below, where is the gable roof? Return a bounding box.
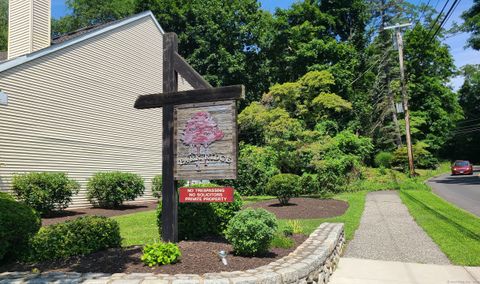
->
[0,11,164,73]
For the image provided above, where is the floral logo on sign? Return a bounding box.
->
[181,112,224,168]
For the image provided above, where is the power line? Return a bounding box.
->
[429,0,461,41]
[457,117,480,125]
[454,123,480,131]
[348,47,393,86]
[426,0,451,38]
[453,127,480,135]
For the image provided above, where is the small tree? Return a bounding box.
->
[266,173,301,205]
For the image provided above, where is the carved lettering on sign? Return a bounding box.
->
[174,100,237,180]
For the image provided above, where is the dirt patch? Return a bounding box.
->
[246,198,348,219]
[41,202,158,226]
[0,235,307,274]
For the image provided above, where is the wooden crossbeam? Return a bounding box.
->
[174,53,212,89]
[134,85,245,109]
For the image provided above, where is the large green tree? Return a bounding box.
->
[136,0,273,104]
[461,0,480,50]
[53,0,274,105]
[404,25,463,153]
[448,65,480,162]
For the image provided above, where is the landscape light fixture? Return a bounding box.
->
[218,250,228,266]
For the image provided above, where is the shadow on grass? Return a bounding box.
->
[401,191,480,242]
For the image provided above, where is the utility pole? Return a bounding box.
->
[384,23,415,176]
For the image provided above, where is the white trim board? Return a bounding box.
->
[0,11,165,73]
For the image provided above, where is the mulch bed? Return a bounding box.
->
[0,235,307,274]
[246,197,348,219]
[41,202,158,226]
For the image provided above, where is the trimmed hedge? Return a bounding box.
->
[12,172,80,215]
[157,183,243,240]
[87,171,145,208]
[225,208,278,256]
[27,216,121,261]
[0,194,41,262]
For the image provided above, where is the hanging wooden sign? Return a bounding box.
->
[174,100,237,180]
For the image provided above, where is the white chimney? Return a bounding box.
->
[7,0,51,60]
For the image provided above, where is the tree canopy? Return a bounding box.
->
[0,0,476,165]
[461,0,480,50]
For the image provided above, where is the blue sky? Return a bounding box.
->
[51,0,479,88]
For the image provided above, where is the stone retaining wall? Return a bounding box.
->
[0,223,345,284]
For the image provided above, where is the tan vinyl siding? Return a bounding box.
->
[7,0,51,60]
[178,74,194,92]
[7,0,32,59]
[0,17,165,208]
[32,0,51,52]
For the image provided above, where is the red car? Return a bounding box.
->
[451,160,474,175]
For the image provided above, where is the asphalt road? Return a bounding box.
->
[427,169,480,217]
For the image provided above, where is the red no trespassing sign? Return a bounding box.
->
[179,187,234,203]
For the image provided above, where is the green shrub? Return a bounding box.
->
[298,173,331,197]
[333,130,373,162]
[141,242,181,266]
[392,142,438,170]
[314,154,361,193]
[12,172,80,215]
[27,216,121,261]
[0,195,41,262]
[215,145,280,196]
[157,183,243,240]
[374,152,394,168]
[266,174,300,205]
[151,175,186,198]
[87,171,145,208]
[225,208,277,256]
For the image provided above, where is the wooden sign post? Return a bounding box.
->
[134,33,244,242]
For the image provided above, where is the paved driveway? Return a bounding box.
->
[427,171,480,217]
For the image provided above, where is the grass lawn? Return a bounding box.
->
[112,210,158,247]
[278,191,366,240]
[112,191,367,246]
[400,189,480,266]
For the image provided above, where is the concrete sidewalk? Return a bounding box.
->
[330,258,480,284]
[344,191,450,264]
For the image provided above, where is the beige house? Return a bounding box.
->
[0,0,202,208]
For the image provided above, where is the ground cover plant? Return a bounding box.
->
[87,171,144,208]
[141,242,181,267]
[12,172,79,215]
[400,189,480,266]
